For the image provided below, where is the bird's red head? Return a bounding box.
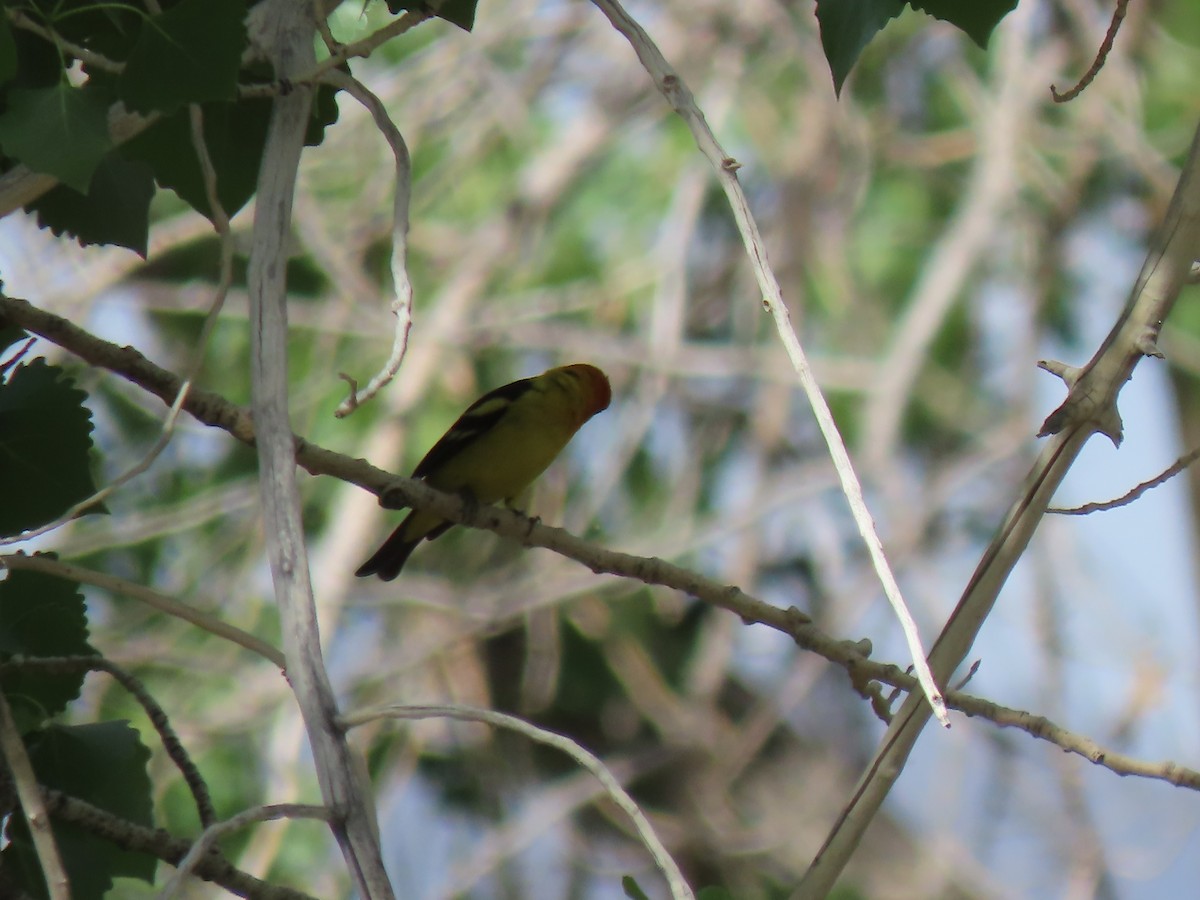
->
[561,363,612,419]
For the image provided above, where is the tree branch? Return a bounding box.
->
[0,554,286,669]
[244,1,393,896]
[795,116,1200,899]
[3,293,1198,797]
[158,803,331,900]
[39,788,319,899]
[321,69,415,418]
[2,655,216,826]
[0,692,69,899]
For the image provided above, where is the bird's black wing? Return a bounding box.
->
[411,376,536,479]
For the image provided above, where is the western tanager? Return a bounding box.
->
[355,363,612,580]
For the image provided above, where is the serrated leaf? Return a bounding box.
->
[120,0,246,115]
[0,567,96,732]
[386,0,478,32]
[0,84,113,191]
[911,0,1017,47]
[30,154,155,254]
[815,0,906,96]
[0,358,100,537]
[3,722,156,899]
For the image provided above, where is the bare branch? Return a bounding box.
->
[797,115,1200,900]
[0,691,69,899]
[3,655,215,826]
[1048,444,1200,514]
[159,803,331,899]
[322,69,415,418]
[0,554,286,669]
[245,2,393,895]
[1051,0,1130,102]
[6,291,1196,797]
[7,8,124,74]
[309,10,432,81]
[39,788,318,899]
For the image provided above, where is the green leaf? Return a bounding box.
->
[2,722,156,899]
[0,1,17,86]
[816,0,1017,94]
[30,154,155,254]
[120,0,247,115]
[622,875,653,900]
[911,0,1017,47]
[0,84,113,191]
[309,77,342,146]
[0,358,101,538]
[815,0,905,96]
[386,0,478,32]
[125,79,339,221]
[126,99,267,220]
[0,567,96,732]
[7,24,63,90]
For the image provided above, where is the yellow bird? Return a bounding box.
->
[356,363,612,580]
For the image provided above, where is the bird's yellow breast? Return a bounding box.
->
[422,392,580,504]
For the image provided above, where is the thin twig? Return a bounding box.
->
[1048,444,1200,514]
[315,15,340,56]
[310,10,433,82]
[187,102,237,355]
[586,0,948,727]
[322,70,415,418]
[0,554,286,669]
[38,788,318,899]
[341,704,694,900]
[0,691,70,899]
[0,380,193,547]
[0,336,35,376]
[7,8,124,74]
[1051,0,1130,103]
[3,656,216,827]
[157,803,331,899]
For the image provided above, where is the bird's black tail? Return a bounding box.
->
[355,523,421,581]
[355,517,452,581]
